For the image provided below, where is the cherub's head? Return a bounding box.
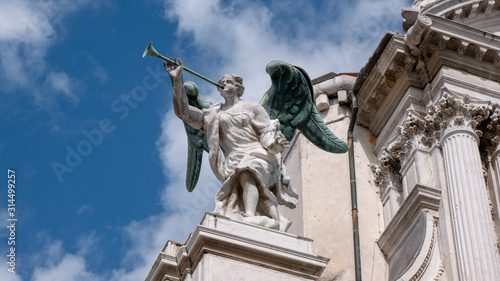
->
[218,74,245,98]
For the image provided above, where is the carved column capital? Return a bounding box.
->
[371,110,435,197]
[370,148,402,198]
[425,91,490,142]
[482,106,500,156]
[391,111,434,164]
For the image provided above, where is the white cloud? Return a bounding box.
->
[76,230,99,257]
[0,262,22,281]
[0,0,104,108]
[162,0,409,103]
[27,234,105,281]
[32,254,102,281]
[76,204,95,215]
[46,71,74,98]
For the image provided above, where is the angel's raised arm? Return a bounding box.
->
[164,59,204,130]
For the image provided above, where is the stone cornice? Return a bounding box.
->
[358,12,500,138]
[427,66,500,104]
[420,15,500,72]
[146,213,329,280]
[403,0,500,31]
[425,0,499,20]
[357,36,421,134]
[373,88,426,155]
[378,184,441,257]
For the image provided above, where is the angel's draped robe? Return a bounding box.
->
[202,101,298,222]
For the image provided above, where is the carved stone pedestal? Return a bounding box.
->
[146,213,329,281]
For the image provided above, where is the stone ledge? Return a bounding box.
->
[146,213,329,281]
[378,185,441,256]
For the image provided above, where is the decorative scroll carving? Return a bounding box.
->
[479,105,500,184]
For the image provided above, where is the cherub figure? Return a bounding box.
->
[165,59,347,231]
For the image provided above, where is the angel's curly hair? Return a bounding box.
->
[218,74,245,97]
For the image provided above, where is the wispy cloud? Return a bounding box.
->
[25,232,105,281]
[0,262,22,281]
[0,0,105,109]
[87,55,108,83]
[33,71,80,109]
[76,204,95,216]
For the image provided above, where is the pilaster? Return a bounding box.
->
[481,106,500,249]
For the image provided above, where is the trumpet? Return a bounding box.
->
[142,42,223,89]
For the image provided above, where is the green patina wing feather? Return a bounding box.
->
[183,81,212,192]
[260,60,348,154]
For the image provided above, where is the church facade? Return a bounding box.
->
[146,1,500,280]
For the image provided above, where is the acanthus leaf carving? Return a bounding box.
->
[479,105,500,155]
[370,148,402,199]
[371,111,434,198]
[425,91,490,141]
[371,92,492,203]
[388,110,434,166]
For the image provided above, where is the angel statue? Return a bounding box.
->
[164,59,348,232]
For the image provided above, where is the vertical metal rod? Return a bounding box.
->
[348,91,362,281]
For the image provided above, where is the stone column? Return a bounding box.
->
[430,93,500,280]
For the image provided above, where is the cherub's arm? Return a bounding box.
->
[165,59,204,130]
[254,104,289,154]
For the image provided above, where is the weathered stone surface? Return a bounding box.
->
[146,213,329,281]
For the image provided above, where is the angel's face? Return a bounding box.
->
[219,75,239,98]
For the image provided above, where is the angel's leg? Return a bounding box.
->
[239,170,258,216]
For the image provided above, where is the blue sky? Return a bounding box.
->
[0,0,410,280]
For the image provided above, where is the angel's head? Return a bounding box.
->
[218,74,245,98]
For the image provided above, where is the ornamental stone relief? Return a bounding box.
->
[390,111,434,163]
[425,92,490,141]
[479,105,500,184]
[371,91,494,199]
[370,149,402,198]
[481,106,500,155]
